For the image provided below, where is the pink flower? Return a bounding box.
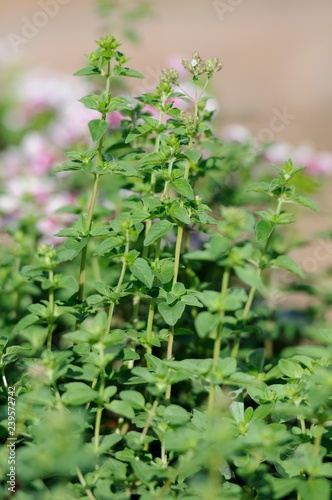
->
[263,142,292,164]
[221,124,252,144]
[108,110,125,129]
[22,132,56,175]
[293,147,332,175]
[50,102,100,147]
[16,70,89,120]
[36,193,77,244]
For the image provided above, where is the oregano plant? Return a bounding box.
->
[1,35,331,500]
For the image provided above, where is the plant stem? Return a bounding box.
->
[76,467,96,500]
[76,62,111,323]
[232,198,284,357]
[78,173,101,305]
[208,268,230,416]
[47,269,55,350]
[165,136,194,399]
[146,238,161,347]
[94,229,129,453]
[165,224,184,401]
[140,399,158,443]
[94,347,105,455]
[105,230,130,335]
[313,424,323,456]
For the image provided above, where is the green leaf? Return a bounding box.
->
[88,119,109,142]
[107,97,132,112]
[200,290,222,312]
[28,304,47,317]
[90,225,110,236]
[119,390,145,410]
[208,235,231,260]
[129,258,153,288]
[256,219,274,241]
[103,385,118,403]
[99,434,122,454]
[158,301,185,326]
[144,220,173,246]
[222,288,247,311]
[168,203,191,224]
[75,214,88,236]
[170,179,194,199]
[61,382,98,405]
[278,358,305,379]
[79,94,100,110]
[113,66,145,78]
[58,238,88,261]
[212,357,237,382]
[297,479,331,500]
[271,255,305,278]
[55,227,80,238]
[94,236,124,255]
[115,448,135,463]
[164,428,200,452]
[74,65,101,76]
[268,477,300,498]
[125,123,153,143]
[106,400,135,419]
[52,160,82,173]
[163,405,191,426]
[247,182,271,195]
[291,194,319,213]
[154,259,174,284]
[195,311,219,338]
[235,265,264,292]
[14,314,40,332]
[94,281,112,298]
[184,149,201,164]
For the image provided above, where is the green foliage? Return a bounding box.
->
[0,34,331,500]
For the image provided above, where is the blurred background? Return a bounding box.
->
[0,0,332,265]
[1,0,331,149]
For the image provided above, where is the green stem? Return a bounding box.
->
[146,239,161,347]
[140,399,158,443]
[299,417,306,436]
[165,133,195,399]
[313,424,323,457]
[208,268,230,416]
[94,230,129,453]
[94,347,105,455]
[232,198,284,357]
[78,173,101,305]
[76,468,96,500]
[47,269,55,350]
[163,159,175,196]
[105,230,130,335]
[76,62,112,323]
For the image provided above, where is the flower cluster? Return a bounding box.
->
[182,51,223,80]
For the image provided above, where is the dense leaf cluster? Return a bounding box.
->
[0,36,331,500]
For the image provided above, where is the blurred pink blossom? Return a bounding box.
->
[108,110,125,129]
[36,193,76,244]
[263,142,292,164]
[292,146,332,175]
[16,70,89,120]
[221,124,252,144]
[264,142,332,176]
[22,132,56,175]
[50,102,100,147]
